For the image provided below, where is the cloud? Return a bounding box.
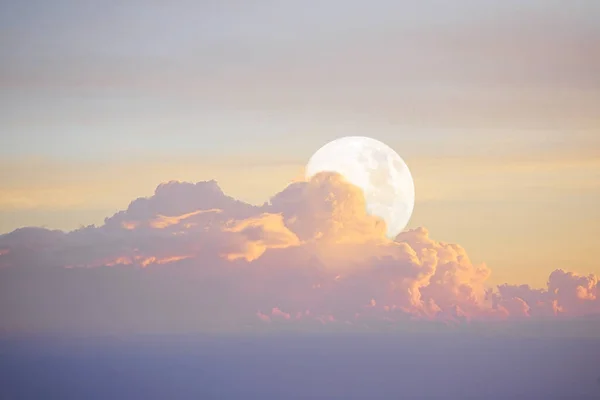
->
[267,172,387,244]
[494,270,599,319]
[0,173,598,334]
[104,180,258,230]
[221,213,301,262]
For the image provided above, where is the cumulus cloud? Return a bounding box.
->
[0,172,598,334]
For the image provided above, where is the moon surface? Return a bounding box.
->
[305,136,415,239]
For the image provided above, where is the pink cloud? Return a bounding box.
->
[256,311,271,323]
[0,173,598,334]
[494,270,599,319]
[270,307,291,320]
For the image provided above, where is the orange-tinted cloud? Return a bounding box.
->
[221,213,301,262]
[148,209,223,229]
[0,173,598,334]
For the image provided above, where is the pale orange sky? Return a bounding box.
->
[1,142,598,287]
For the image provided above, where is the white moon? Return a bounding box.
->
[305,136,415,239]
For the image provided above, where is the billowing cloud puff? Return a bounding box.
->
[268,172,388,243]
[0,172,598,334]
[494,270,599,318]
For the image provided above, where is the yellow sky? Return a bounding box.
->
[1,148,598,288]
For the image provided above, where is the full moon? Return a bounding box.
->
[305,136,415,239]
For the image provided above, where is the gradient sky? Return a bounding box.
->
[1,0,599,287]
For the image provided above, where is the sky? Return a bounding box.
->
[0,0,599,321]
